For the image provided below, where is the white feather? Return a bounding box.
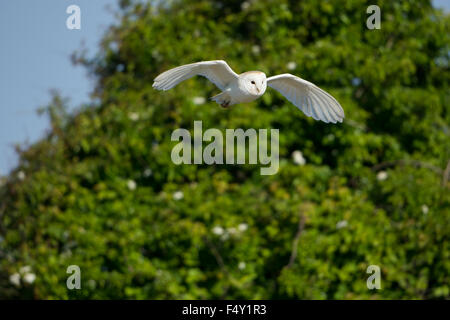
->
[267,74,344,123]
[152,60,238,91]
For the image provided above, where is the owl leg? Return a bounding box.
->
[210,91,232,108]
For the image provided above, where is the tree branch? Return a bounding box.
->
[285,212,306,269]
[442,160,450,187]
[203,235,231,298]
[372,159,443,175]
[204,235,228,275]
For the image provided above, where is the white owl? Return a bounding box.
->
[153,60,344,123]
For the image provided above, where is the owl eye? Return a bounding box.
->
[251,81,256,84]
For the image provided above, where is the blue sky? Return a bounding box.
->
[0,0,116,175]
[0,0,448,175]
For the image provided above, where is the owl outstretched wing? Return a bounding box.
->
[267,74,344,123]
[153,60,239,91]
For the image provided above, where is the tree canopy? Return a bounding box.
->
[0,0,449,299]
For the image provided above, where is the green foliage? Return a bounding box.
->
[0,0,449,299]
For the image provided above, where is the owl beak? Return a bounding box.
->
[256,88,260,93]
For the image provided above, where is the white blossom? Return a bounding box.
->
[421,205,429,215]
[228,227,237,235]
[17,171,26,181]
[241,1,250,10]
[151,49,161,60]
[143,168,153,177]
[336,220,348,229]
[292,150,306,165]
[212,226,224,236]
[19,266,31,274]
[238,223,248,232]
[127,179,137,191]
[252,45,261,55]
[376,171,388,181]
[221,233,230,241]
[192,96,206,105]
[286,61,297,71]
[9,273,20,286]
[173,191,184,200]
[109,42,119,52]
[128,112,139,121]
[23,273,36,284]
[238,262,246,270]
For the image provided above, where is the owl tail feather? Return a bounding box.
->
[210,92,232,108]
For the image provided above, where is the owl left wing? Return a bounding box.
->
[267,74,344,123]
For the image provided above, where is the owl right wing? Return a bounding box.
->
[152,60,239,91]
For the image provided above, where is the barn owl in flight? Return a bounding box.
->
[152,60,344,123]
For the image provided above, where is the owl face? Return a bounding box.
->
[240,71,267,96]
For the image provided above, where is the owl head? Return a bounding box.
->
[240,71,267,96]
